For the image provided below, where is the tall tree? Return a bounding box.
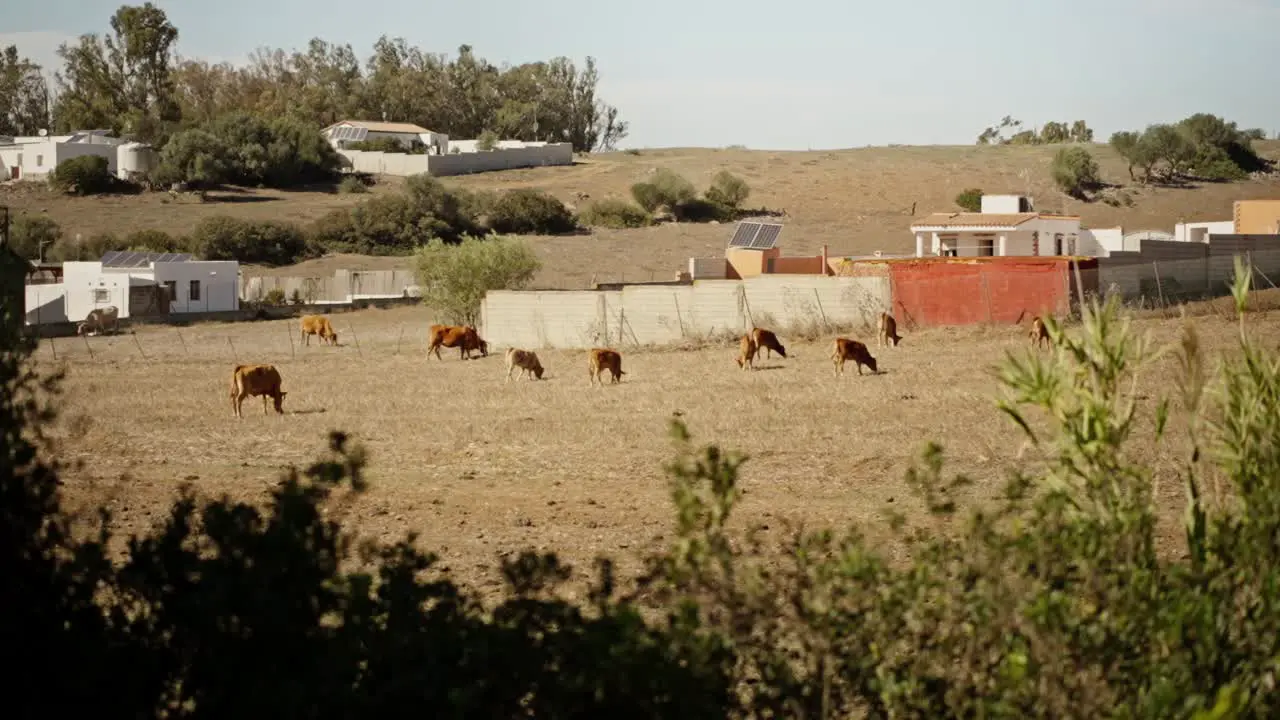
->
[0,46,51,136]
[53,2,180,140]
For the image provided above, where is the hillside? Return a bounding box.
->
[5,141,1279,289]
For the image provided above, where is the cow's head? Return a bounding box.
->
[273,391,288,414]
[328,331,339,345]
[864,354,878,374]
[532,360,544,379]
[478,339,489,357]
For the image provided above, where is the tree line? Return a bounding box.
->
[1,2,627,153]
[6,235,1280,715]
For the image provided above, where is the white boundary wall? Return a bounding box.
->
[338,143,573,177]
[480,275,891,349]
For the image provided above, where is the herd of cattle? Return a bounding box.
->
[229,312,1056,417]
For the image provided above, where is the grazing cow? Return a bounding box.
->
[505,347,545,381]
[77,306,120,336]
[751,327,787,359]
[229,364,287,418]
[832,337,878,376]
[588,348,625,385]
[1029,316,1051,350]
[427,324,489,360]
[877,312,902,347]
[736,334,758,370]
[299,314,338,346]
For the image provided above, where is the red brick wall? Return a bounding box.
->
[888,258,1090,328]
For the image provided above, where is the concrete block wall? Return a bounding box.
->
[479,275,890,349]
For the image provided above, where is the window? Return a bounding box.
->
[189,280,201,302]
[92,289,110,303]
[1054,233,1064,255]
[163,280,177,299]
[36,154,43,167]
[976,235,995,256]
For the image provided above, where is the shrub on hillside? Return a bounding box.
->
[677,198,734,223]
[704,170,750,209]
[578,198,652,229]
[631,169,696,215]
[955,187,983,212]
[413,235,541,325]
[8,215,62,260]
[46,231,124,262]
[48,155,119,195]
[338,176,369,194]
[124,229,186,253]
[189,216,315,266]
[487,189,577,235]
[1051,146,1101,199]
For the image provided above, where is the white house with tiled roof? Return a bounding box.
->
[322,120,449,155]
[911,194,1123,258]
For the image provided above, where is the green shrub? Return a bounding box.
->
[413,235,541,325]
[123,229,185,253]
[189,216,315,265]
[263,287,287,306]
[48,155,117,195]
[578,198,652,228]
[1192,145,1247,181]
[955,187,983,212]
[154,114,340,189]
[476,130,499,151]
[338,176,369,194]
[1050,146,1101,198]
[704,170,750,209]
[630,181,665,213]
[487,189,577,235]
[8,215,62,260]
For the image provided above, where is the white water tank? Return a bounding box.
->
[117,142,158,177]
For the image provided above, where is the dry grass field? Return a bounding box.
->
[5,141,1280,289]
[42,300,1280,599]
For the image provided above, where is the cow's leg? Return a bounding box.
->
[506,364,515,382]
[263,396,270,415]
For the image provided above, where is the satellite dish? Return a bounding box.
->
[38,128,48,137]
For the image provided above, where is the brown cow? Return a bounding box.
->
[1029,316,1051,350]
[736,334,758,370]
[230,364,287,418]
[752,327,787,359]
[588,348,625,385]
[427,323,489,360]
[299,314,338,346]
[505,347,545,381]
[832,337,878,376]
[877,312,902,347]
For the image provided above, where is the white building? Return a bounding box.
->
[0,130,157,182]
[322,120,450,155]
[25,252,239,326]
[911,194,1126,258]
[1175,220,1234,244]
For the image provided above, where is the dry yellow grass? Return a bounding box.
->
[5,142,1279,289]
[43,301,1280,598]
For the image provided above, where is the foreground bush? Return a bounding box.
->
[412,235,541,325]
[7,214,62,260]
[8,255,1280,717]
[578,198,652,228]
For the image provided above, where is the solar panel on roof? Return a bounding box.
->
[100,251,191,267]
[728,221,762,248]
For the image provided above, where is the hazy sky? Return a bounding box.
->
[4,0,1277,149]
